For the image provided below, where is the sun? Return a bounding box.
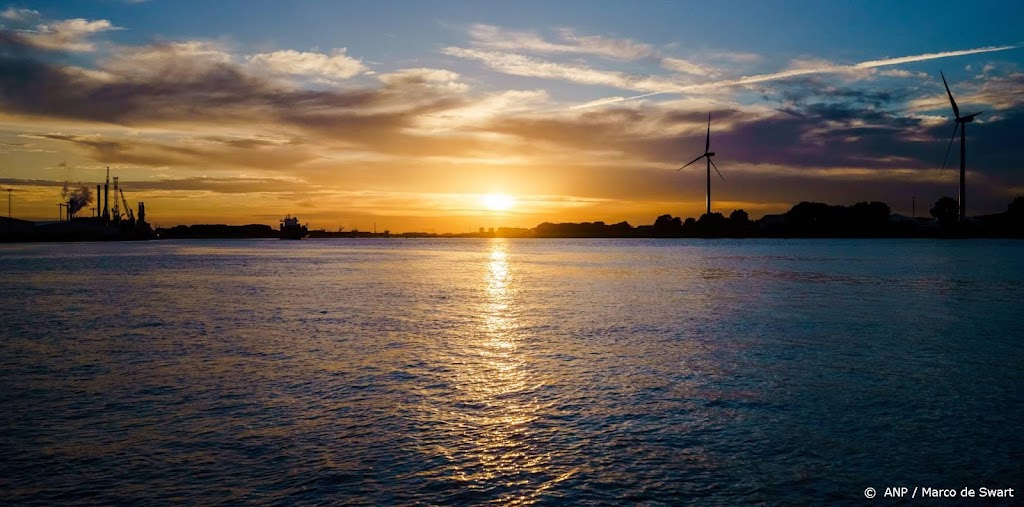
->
[480,193,516,211]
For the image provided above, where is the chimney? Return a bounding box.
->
[102,167,110,222]
[96,185,101,217]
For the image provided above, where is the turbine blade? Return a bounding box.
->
[705,113,711,152]
[710,158,725,181]
[940,122,959,175]
[940,70,961,119]
[678,154,705,171]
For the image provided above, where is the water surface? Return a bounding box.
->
[1,239,1021,504]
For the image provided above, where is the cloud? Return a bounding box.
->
[246,48,364,82]
[466,84,1024,191]
[2,19,1022,226]
[377,68,468,92]
[554,27,654,60]
[968,72,1024,110]
[464,24,729,80]
[879,69,929,78]
[571,44,1022,109]
[467,24,653,60]
[0,38,472,133]
[0,35,545,169]
[26,132,323,171]
[415,89,549,130]
[119,176,311,194]
[909,71,1024,114]
[442,46,689,93]
[661,57,718,77]
[715,45,1019,88]
[1,7,40,22]
[16,18,120,52]
[100,41,234,80]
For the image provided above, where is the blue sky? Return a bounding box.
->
[1,1,1022,230]
[29,1,1021,63]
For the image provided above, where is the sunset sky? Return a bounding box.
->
[1,0,1022,232]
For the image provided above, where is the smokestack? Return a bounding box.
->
[138,202,145,225]
[112,176,119,222]
[102,167,110,222]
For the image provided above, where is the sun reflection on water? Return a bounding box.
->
[438,239,561,504]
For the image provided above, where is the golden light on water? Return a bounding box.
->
[434,240,548,503]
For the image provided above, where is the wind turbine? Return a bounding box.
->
[939,71,982,223]
[679,113,724,216]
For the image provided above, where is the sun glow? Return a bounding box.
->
[480,193,516,211]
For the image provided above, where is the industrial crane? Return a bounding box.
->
[111,176,120,222]
[119,188,135,225]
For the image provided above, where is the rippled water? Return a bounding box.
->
[1,238,1022,504]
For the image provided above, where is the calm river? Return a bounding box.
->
[1,239,1021,504]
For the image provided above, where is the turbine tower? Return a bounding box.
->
[939,71,982,223]
[679,113,725,216]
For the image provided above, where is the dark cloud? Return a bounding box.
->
[0,39,471,149]
[767,76,907,106]
[0,38,518,163]
[28,133,321,170]
[126,177,312,194]
[0,176,310,194]
[481,85,1023,178]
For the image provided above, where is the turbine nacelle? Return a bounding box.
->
[957,112,982,123]
[706,152,715,157]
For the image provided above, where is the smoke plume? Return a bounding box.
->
[61,181,93,216]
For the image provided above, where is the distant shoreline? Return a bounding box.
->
[4,199,1022,242]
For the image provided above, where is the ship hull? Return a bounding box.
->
[280,229,308,240]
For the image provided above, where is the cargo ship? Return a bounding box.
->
[280,215,309,240]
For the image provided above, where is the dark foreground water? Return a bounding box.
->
[1,239,1021,505]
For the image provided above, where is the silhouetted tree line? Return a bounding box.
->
[533,196,1022,238]
[968,195,1024,233]
[929,197,959,225]
[642,209,755,237]
[780,201,892,235]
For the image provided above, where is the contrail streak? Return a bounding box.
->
[569,44,1019,110]
[569,91,665,110]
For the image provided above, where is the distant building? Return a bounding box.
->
[496,227,532,238]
